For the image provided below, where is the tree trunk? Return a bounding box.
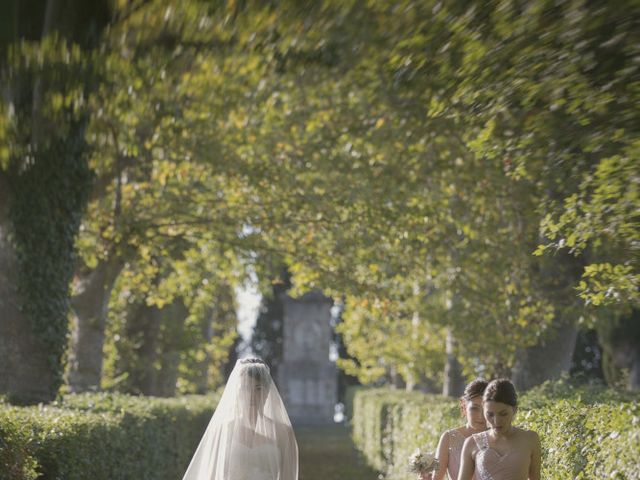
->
[603,335,640,391]
[629,350,640,391]
[0,0,61,404]
[598,309,640,391]
[157,300,188,397]
[195,307,215,393]
[0,0,111,404]
[0,173,57,404]
[443,328,465,397]
[67,257,123,392]
[158,349,180,397]
[387,365,405,389]
[512,321,579,391]
[511,242,585,391]
[137,304,162,396]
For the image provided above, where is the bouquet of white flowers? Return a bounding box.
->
[408,447,439,475]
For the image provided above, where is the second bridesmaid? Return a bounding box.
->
[421,378,488,480]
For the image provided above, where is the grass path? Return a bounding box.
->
[296,425,380,480]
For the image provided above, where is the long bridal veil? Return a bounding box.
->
[181,358,298,480]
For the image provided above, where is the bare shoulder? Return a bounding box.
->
[462,434,475,444]
[514,427,540,445]
[462,433,478,450]
[461,434,480,462]
[443,426,464,440]
[451,425,468,435]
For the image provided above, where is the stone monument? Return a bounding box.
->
[277,291,337,425]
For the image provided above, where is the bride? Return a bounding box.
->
[181,358,298,480]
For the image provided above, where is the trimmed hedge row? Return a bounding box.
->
[520,382,640,479]
[351,382,640,480]
[0,392,218,480]
[351,388,458,478]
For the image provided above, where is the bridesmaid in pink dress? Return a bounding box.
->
[420,378,488,480]
[458,379,541,480]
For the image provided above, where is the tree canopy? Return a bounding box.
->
[1,0,638,400]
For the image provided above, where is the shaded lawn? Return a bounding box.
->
[296,425,380,480]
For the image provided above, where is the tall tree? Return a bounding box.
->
[0,0,110,403]
[67,0,253,391]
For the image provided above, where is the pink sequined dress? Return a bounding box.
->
[472,430,530,480]
[444,429,475,480]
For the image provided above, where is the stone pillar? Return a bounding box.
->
[277,291,337,425]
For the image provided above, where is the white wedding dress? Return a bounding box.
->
[228,441,281,480]
[181,358,298,480]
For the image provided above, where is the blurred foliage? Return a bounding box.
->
[213,0,639,381]
[1,0,638,397]
[102,270,238,394]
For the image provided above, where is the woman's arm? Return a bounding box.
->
[456,437,476,480]
[421,431,450,480]
[528,431,541,480]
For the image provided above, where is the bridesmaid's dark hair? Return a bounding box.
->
[461,378,489,401]
[483,378,518,407]
[459,378,488,416]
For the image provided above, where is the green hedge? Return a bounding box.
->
[519,382,640,479]
[0,392,218,480]
[352,388,458,478]
[351,382,640,480]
